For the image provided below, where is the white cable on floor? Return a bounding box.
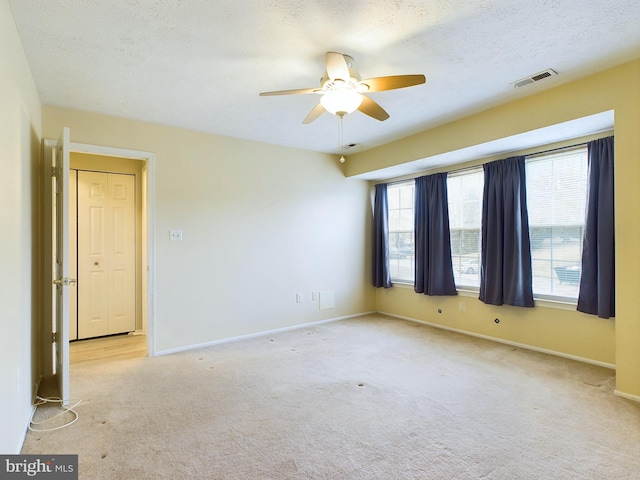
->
[28,396,83,432]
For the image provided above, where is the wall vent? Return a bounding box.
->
[511,68,557,88]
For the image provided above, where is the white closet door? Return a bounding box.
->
[78,171,135,339]
[106,173,136,335]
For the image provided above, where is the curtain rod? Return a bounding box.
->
[377,136,610,186]
[524,141,588,159]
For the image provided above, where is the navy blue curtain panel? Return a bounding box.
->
[578,136,615,318]
[480,156,534,307]
[414,174,457,296]
[372,183,392,288]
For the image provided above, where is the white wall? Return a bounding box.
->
[42,107,376,353]
[0,0,42,453]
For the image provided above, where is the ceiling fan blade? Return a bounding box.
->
[259,87,319,96]
[358,96,390,121]
[325,52,350,81]
[359,74,426,92]
[303,102,327,124]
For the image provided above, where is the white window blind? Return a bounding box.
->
[387,182,415,282]
[448,169,484,288]
[525,146,588,300]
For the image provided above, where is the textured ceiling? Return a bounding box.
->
[8,0,640,155]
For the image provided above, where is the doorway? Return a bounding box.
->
[42,137,156,389]
[67,148,154,362]
[69,157,140,341]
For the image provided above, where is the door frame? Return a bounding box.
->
[71,142,156,356]
[42,139,157,377]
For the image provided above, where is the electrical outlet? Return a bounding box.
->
[311,292,318,301]
[296,293,303,303]
[170,229,183,242]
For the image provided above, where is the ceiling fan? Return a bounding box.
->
[259,52,426,124]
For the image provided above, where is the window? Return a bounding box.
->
[447,169,484,288]
[526,147,588,300]
[387,182,415,282]
[382,143,588,301]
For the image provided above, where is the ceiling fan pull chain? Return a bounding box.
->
[338,114,346,163]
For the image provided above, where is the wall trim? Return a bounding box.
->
[379,311,616,370]
[155,312,376,357]
[614,390,640,404]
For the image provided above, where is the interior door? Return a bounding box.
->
[78,171,109,338]
[77,172,136,338]
[106,173,136,335]
[53,127,73,403]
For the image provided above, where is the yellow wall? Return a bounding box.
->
[351,60,640,399]
[377,288,615,366]
[0,0,42,453]
[42,107,376,354]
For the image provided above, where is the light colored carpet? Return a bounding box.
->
[23,314,640,479]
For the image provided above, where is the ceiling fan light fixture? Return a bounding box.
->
[320,89,363,116]
[259,52,424,123]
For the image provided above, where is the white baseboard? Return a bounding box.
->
[614,390,640,403]
[155,312,376,357]
[379,311,616,370]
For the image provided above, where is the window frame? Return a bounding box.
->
[387,181,415,284]
[380,142,590,305]
[447,167,484,290]
[525,145,588,303]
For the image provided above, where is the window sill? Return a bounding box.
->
[390,281,414,289]
[457,288,479,298]
[533,297,577,311]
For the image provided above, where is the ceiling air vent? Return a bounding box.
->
[341,143,360,150]
[511,68,557,88]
